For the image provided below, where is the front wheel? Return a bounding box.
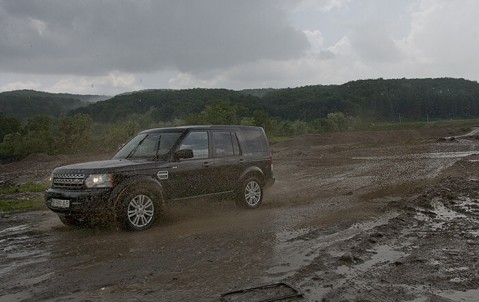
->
[235,177,263,209]
[120,188,160,231]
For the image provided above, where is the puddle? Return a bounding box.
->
[336,245,407,275]
[430,199,467,220]
[438,288,479,301]
[266,212,398,280]
[353,151,478,161]
[415,197,478,230]
[0,224,29,234]
[0,222,52,288]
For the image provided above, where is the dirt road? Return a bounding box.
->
[1,127,479,301]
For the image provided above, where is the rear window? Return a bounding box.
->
[213,131,241,157]
[242,128,268,153]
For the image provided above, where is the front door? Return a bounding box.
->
[167,131,215,199]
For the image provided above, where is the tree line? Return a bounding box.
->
[0,103,353,162]
[71,78,479,124]
[2,77,479,162]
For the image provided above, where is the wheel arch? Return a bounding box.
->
[238,166,265,185]
[109,175,164,208]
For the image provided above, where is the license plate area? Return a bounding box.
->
[51,198,70,208]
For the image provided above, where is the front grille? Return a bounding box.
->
[53,173,85,190]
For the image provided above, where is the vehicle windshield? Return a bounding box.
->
[112,132,182,160]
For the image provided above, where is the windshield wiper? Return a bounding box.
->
[126,135,148,159]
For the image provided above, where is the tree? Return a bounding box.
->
[187,100,239,125]
[327,112,348,131]
[56,113,93,153]
[0,114,21,142]
[102,119,141,152]
[0,114,54,161]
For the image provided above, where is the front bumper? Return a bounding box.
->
[45,188,112,216]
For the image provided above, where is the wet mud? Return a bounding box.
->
[1,127,479,301]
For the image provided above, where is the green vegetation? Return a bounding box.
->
[0,199,45,213]
[0,182,49,213]
[1,78,479,162]
[0,182,50,194]
[71,78,479,123]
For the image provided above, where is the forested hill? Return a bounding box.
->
[72,78,479,123]
[3,78,479,123]
[0,90,109,121]
[73,88,265,123]
[260,78,479,121]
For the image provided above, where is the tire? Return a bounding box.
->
[58,214,87,227]
[120,188,160,231]
[235,177,263,209]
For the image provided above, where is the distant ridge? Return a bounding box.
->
[72,78,479,123]
[3,78,479,123]
[0,90,110,120]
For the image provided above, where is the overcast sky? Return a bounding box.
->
[0,0,478,95]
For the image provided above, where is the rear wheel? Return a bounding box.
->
[120,188,160,231]
[235,177,263,209]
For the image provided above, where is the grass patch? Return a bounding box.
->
[0,199,45,213]
[0,182,49,213]
[0,182,50,194]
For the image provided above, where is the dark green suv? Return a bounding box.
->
[45,125,275,231]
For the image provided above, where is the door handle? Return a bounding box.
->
[203,162,212,167]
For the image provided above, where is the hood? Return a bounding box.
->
[53,159,167,174]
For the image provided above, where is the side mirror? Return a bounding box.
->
[175,149,194,160]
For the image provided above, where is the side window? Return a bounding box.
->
[179,131,209,159]
[213,132,241,157]
[242,129,268,154]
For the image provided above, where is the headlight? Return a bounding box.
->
[85,174,112,188]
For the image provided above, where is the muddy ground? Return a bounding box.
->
[1,127,479,302]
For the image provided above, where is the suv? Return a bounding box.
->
[45,125,275,231]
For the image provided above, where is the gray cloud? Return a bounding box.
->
[349,22,403,63]
[0,0,309,75]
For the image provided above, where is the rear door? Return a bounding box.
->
[211,130,243,192]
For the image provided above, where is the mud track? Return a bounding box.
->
[1,127,479,301]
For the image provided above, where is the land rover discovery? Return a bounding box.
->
[45,125,275,231]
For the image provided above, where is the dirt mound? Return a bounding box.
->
[0,153,109,184]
